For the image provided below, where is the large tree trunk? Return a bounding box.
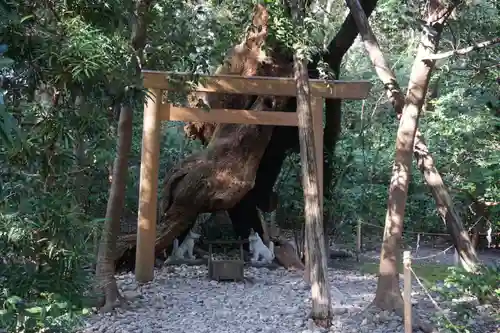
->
[178,1,381,260]
[372,0,456,315]
[345,0,479,273]
[185,0,380,232]
[228,0,381,258]
[321,0,378,196]
[155,5,282,255]
[114,5,301,264]
[95,105,133,312]
[155,97,279,254]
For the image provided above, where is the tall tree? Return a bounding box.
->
[95,0,154,311]
[95,104,133,312]
[288,0,332,326]
[345,0,479,272]
[371,0,461,326]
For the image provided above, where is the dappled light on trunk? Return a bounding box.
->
[413,131,480,272]
[347,0,466,330]
[96,105,133,312]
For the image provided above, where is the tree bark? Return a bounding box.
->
[293,54,332,326]
[95,105,133,312]
[113,5,302,267]
[346,0,479,273]
[344,0,404,114]
[154,96,278,255]
[95,0,154,311]
[288,0,332,325]
[373,0,455,313]
[413,132,479,271]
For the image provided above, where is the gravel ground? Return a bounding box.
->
[77,257,498,333]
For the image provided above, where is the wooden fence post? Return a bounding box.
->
[403,250,412,333]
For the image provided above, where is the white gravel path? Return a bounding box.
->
[76,262,498,333]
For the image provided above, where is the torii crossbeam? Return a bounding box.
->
[135,70,372,282]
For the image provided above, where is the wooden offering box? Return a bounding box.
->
[207,240,245,282]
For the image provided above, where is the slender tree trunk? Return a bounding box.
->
[344,0,406,309]
[373,0,455,311]
[344,0,405,117]
[290,0,331,324]
[413,132,479,271]
[294,54,332,327]
[95,0,153,311]
[346,0,479,273]
[95,105,133,311]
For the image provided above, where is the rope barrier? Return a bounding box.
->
[358,245,455,261]
[411,245,454,261]
[408,266,460,333]
[358,220,499,237]
[354,217,498,260]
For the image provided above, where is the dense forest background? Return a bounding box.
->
[0,0,498,331]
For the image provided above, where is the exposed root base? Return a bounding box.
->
[99,292,129,313]
[306,310,332,329]
[312,318,332,328]
[95,278,129,314]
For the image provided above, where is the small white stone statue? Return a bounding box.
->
[173,230,201,260]
[248,229,275,264]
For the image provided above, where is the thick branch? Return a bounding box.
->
[345,0,404,115]
[323,0,378,67]
[423,37,500,60]
[413,132,479,270]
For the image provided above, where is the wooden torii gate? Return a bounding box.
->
[135,70,372,282]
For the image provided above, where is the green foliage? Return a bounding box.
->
[1,144,99,331]
[0,1,256,331]
[360,262,450,285]
[0,0,499,331]
[431,265,500,333]
[274,0,499,244]
[437,265,500,305]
